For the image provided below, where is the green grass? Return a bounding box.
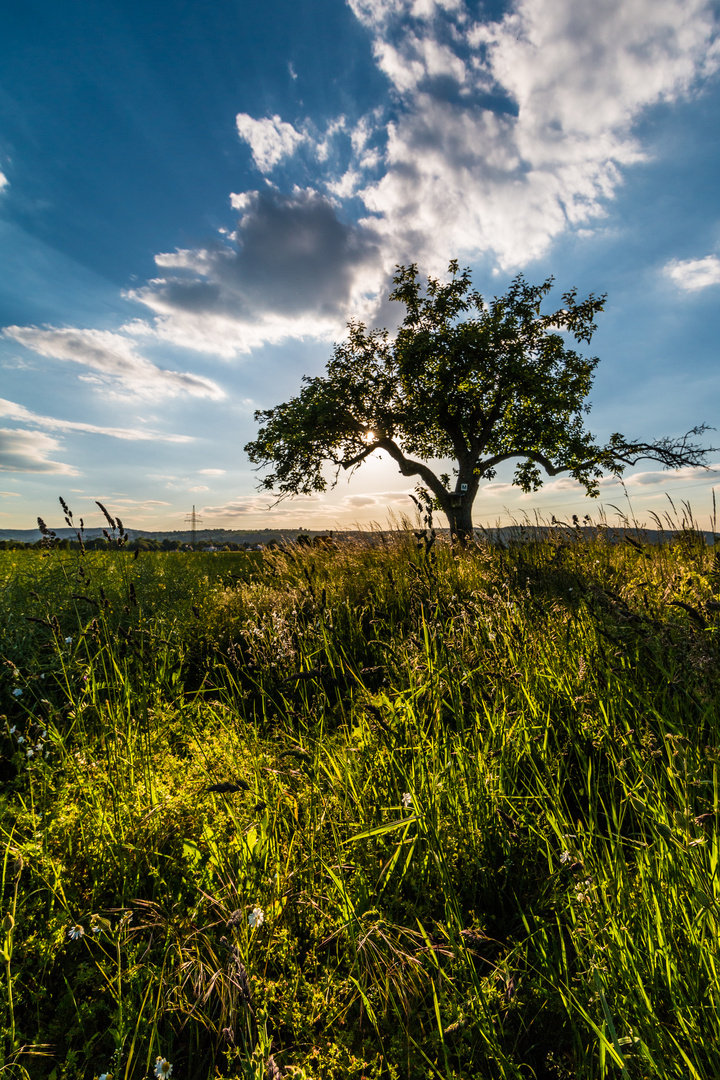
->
[0,519,719,1079]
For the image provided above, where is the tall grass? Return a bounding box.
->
[0,509,719,1079]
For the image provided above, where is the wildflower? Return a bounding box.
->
[8,725,16,735]
[248,906,265,929]
[26,749,34,759]
[401,792,413,809]
[559,850,572,864]
[98,1073,113,1080]
[17,736,25,745]
[68,924,85,940]
[12,689,22,698]
[154,1058,173,1079]
[64,636,73,644]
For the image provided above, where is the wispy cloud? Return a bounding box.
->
[200,488,413,519]
[0,398,193,443]
[665,255,720,290]
[2,326,224,399]
[481,463,720,497]
[0,428,78,475]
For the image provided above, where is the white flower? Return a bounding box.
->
[8,725,16,735]
[64,636,73,644]
[401,792,413,809]
[98,1073,113,1080]
[68,924,85,940]
[12,688,22,697]
[154,1058,173,1079]
[559,850,572,864]
[17,736,25,745]
[248,906,265,929]
[26,749,33,759]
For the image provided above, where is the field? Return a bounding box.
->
[1,519,719,1080]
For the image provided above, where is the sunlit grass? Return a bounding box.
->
[0,513,719,1079]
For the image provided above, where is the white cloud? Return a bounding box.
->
[2,326,224,400]
[236,114,306,172]
[665,255,720,290]
[198,468,226,475]
[0,398,192,443]
[0,428,78,474]
[0,171,8,192]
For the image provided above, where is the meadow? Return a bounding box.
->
[1,511,719,1080]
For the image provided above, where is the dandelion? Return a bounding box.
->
[154,1058,173,1079]
[12,689,22,698]
[248,906,265,929]
[401,792,413,809]
[68,924,85,940]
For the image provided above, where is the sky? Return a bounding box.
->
[1,0,719,534]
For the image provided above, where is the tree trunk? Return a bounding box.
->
[444,496,475,546]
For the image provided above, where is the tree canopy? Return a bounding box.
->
[245,262,715,540]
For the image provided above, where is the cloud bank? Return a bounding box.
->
[123,0,718,356]
[127,188,381,356]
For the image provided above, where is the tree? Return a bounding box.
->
[245,262,715,542]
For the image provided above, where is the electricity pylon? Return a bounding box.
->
[185,505,203,550]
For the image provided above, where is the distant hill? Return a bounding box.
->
[0,524,715,546]
[0,526,337,545]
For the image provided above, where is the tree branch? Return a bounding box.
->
[377,438,451,504]
[338,442,380,470]
[478,428,718,483]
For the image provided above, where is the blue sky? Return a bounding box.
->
[1,0,719,533]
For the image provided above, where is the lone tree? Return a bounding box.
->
[245,262,715,542]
